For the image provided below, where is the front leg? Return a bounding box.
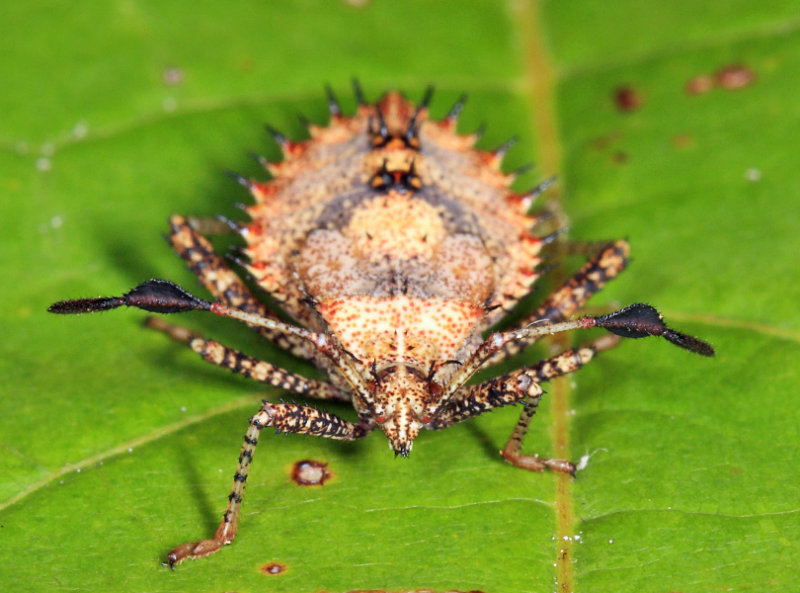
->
[431,336,618,475]
[165,402,373,568]
[498,335,619,474]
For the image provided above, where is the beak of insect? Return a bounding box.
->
[369,367,433,458]
[372,400,426,458]
[381,411,423,458]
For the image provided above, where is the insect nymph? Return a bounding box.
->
[50,84,714,567]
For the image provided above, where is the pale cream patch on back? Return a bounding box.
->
[318,296,484,367]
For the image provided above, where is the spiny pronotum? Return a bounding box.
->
[50,82,715,567]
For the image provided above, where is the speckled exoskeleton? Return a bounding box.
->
[50,83,714,567]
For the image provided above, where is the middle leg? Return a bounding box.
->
[146,317,349,402]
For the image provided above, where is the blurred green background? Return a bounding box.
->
[2,2,799,592]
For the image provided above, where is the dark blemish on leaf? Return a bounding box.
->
[613,86,642,112]
[685,74,714,95]
[715,64,755,90]
[260,561,287,575]
[611,151,628,164]
[291,459,332,486]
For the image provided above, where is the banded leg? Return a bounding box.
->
[498,334,620,474]
[146,317,349,402]
[488,240,630,366]
[431,335,619,474]
[168,214,315,360]
[165,401,373,568]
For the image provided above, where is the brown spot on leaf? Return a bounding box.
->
[588,130,622,151]
[611,151,628,164]
[613,86,642,112]
[672,134,694,149]
[715,64,755,90]
[260,561,286,575]
[685,74,714,95]
[291,459,332,486]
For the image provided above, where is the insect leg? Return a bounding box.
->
[431,336,619,474]
[497,335,620,474]
[145,317,350,401]
[164,401,373,568]
[168,213,315,360]
[49,278,379,407]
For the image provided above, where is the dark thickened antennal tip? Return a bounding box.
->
[663,330,716,357]
[48,296,125,314]
[595,303,666,339]
[596,303,716,356]
[120,279,211,314]
[48,279,211,316]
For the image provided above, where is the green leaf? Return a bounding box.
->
[2,2,798,592]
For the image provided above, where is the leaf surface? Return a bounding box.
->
[1,2,798,592]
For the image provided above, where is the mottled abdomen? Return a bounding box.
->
[296,191,494,368]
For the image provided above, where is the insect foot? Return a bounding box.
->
[164,538,224,570]
[49,82,714,566]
